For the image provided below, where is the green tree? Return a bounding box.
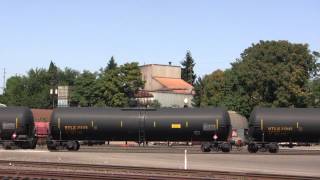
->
[181,50,196,85]
[2,62,79,108]
[200,70,226,106]
[222,69,252,117]
[119,62,144,99]
[71,71,99,107]
[0,94,7,104]
[97,68,125,107]
[308,78,320,107]
[192,77,203,107]
[230,40,319,116]
[24,68,51,108]
[2,76,27,106]
[98,62,144,107]
[48,61,59,87]
[106,56,117,71]
[58,67,79,86]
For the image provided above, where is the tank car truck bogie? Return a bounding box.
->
[47,139,80,151]
[247,142,279,153]
[200,141,232,153]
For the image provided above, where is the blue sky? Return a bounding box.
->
[0,0,319,93]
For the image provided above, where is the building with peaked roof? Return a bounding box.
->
[138,64,194,107]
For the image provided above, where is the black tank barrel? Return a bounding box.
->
[50,107,231,142]
[0,107,35,139]
[249,108,320,143]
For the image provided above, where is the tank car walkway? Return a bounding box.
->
[0,148,319,178]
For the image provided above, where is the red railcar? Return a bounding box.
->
[31,109,52,145]
[35,122,49,138]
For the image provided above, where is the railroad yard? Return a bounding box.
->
[0,145,320,179]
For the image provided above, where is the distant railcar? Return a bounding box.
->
[35,122,49,138]
[47,107,232,152]
[248,108,320,153]
[0,107,37,149]
[228,111,248,146]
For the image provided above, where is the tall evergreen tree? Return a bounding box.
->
[106,56,117,71]
[48,61,59,87]
[192,77,203,107]
[181,50,196,85]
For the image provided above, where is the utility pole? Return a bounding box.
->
[1,68,5,94]
[3,68,5,89]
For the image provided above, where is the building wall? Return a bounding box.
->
[150,92,193,107]
[151,65,181,78]
[140,64,181,91]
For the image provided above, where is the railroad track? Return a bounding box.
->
[3,146,320,155]
[0,160,317,180]
[36,145,320,155]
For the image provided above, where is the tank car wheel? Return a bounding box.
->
[247,143,258,153]
[67,141,78,151]
[3,144,12,150]
[288,143,294,148]
[201,143,211,152]
[31,142,37,149]
[47,141,58,151]
[268,143,279,153]
[21,142,31,149]
[221,143,231,153]
[259,146,267,152]
[75,141,80,151]
[30,138,38,149]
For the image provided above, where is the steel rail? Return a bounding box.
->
[0,160,317,180]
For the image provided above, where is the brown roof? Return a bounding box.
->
[154,77,193,94]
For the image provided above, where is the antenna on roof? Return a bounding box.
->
[168,61,172,66]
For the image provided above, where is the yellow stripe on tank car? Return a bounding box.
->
[260,119,264,131]
[296,122,299,129]
[185,121,189,128]
[153,121,156,128]
[16,117,19,129]
[216,119,219,130]
[91,120,94,128]
[58,118,61,129]
[171,123,181,129]
[120,121,123,128]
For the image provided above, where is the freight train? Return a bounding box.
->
[1,106,320,153]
